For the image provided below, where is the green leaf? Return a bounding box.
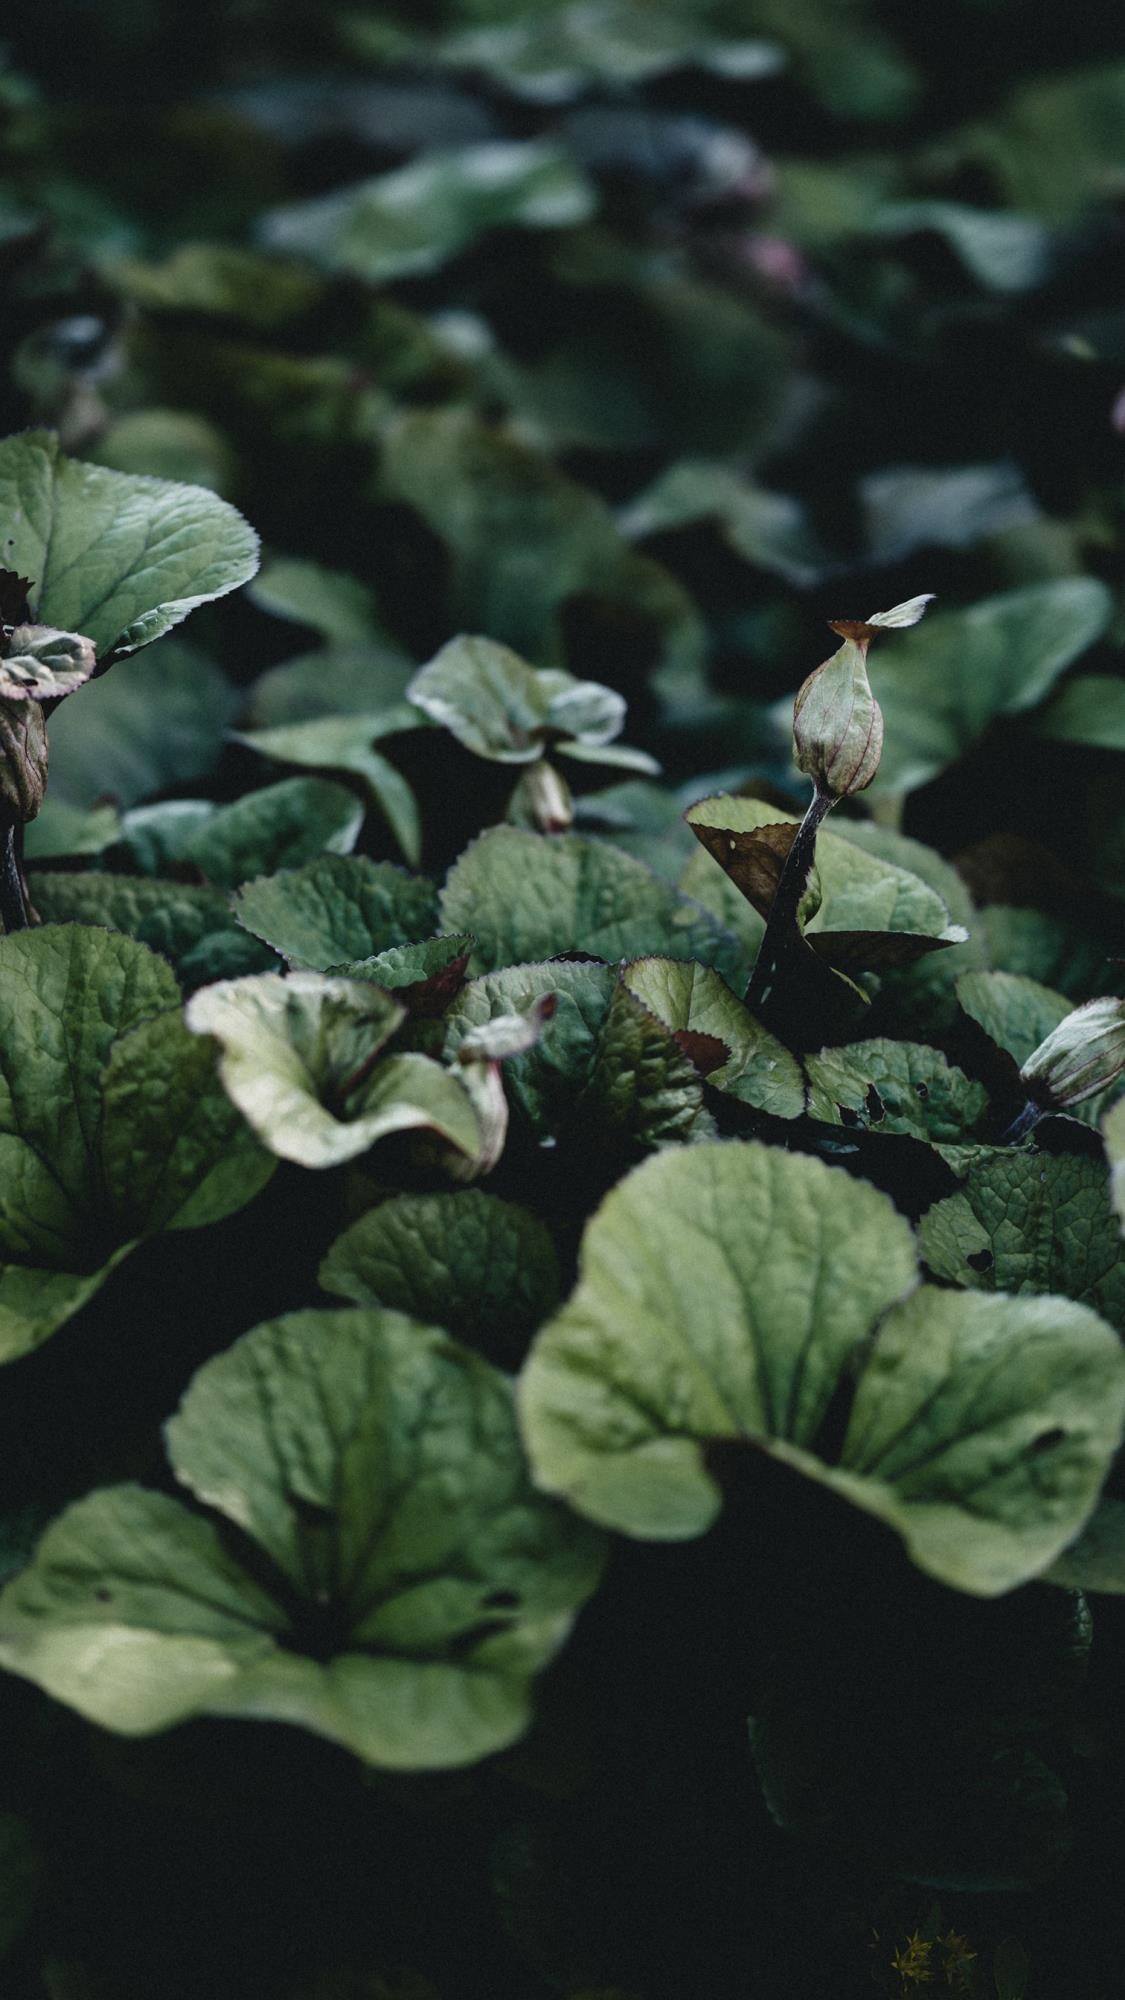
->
[979,904,1116,1001]
[957,970,1072,1067]
[440,828,740,978]
[0,1258,131,1368]
[575,982,712,1155]
[107,243,324,332]
[28,871,276,990]
[435,5,782,100]
[0,429,259,657]
[620,958,805,1117]
[320,1190,560,1353]
[619,464,832,588]
[331,935,473,1010]
[805,1039,989,1141]
[1031,675,1125,749]
[920,1147,1125,1334]
[0,928,271,1358]
[232,854,439,969]
[937,61,1125,222]
[99,1010,275,1236]
[685,795,956,971]
[87,409,239,495]
[260,143,595,283]
[235,714,421,864]
[178,778,364,890]
[23,799,121,862]
[860,581,1113,796]
[185,973,482,1170]
[1046,1498,1125,1593]
[520,1142,1125,1593]
[375,409,705,691]
[407,636,625,765]
[248,556,385,646]
[247,644,414,728]
[871,204,1051,293]
[0,1312,606,1768]
[858,462,1038,563]
[45,639,238,808]
[444,962,615,1136]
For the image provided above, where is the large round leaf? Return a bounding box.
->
[519,1142,1125,1593]
[0,1312,607,1769]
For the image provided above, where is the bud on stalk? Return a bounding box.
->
[792,594,933,802]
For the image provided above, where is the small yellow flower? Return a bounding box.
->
[891,1932,936,1985]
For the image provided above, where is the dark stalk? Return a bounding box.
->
[744,788,834,1013]
[0,824,30,932]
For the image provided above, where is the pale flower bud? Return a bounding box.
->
[792,594,934,801]
[1021,997,1125,1109]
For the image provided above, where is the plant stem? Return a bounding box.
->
[999,1098,1046,1145]
[0,823,30,932]
[745,788,834,1013]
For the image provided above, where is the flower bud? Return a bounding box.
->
[792,594,933,801]
[1021,997,1125,1109]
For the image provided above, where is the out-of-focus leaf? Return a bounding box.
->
[45,640,238,809]
[260,143,595,284]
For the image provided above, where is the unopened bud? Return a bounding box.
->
[509,758,573,833]
[792,594,933,801]
[1021,997,1125,1109]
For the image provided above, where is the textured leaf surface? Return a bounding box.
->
[806,1039,989,1141]
[440,828,739,977]
[920,1147,1125,1333]
[29,871,275,989]
[445,962,615,1135]
[0,1311,605,1767]
[233,854,439,968]
[180,778,364,889]
[320,1190,560,1351]
[520,1142,1125,1591]
[0,430,259,656]
[621,958,805,1116]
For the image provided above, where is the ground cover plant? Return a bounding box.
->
[2,1,1125,1994]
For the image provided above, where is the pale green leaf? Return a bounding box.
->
[407,635,625,764]
[185,973,482,1170]
[0,429,259,656]
[520,1142,1125,1593]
